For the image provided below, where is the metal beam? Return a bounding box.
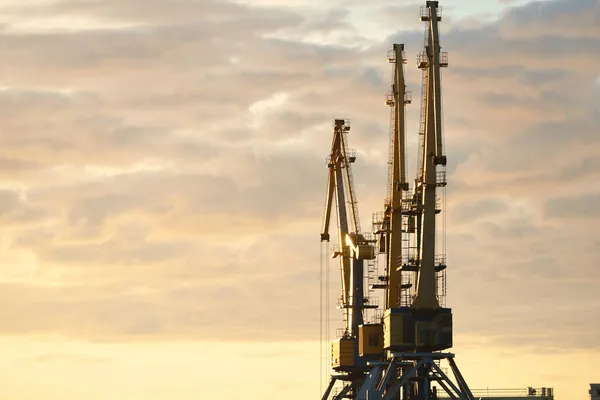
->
[430,360,465,399]
[448,358,476,400]
[333,384,352,400]
[382,359,424,400]
[322,377,338,400]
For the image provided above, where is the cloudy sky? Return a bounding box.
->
[0,0,598,398]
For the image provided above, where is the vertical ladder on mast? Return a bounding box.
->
[385,50,396,205]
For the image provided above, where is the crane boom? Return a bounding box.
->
[385,44,410,309]
[322,124,352,334]
[321,119,373,338]
[412,0,446,310]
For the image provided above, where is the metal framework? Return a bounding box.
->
[383,42,409,310]
[320,118,378,395]
[320,118,380,400]
[320,2,475,399]
[321,119,375,340]
[319,2,557,399]
[322,351,473,400]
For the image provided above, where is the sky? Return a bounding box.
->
[0,0,598,399]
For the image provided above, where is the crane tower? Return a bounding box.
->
[320,2,475,399]
[320,119,378,397]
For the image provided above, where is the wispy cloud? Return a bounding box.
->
[0,0,596,361]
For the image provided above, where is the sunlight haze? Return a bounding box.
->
[0,0,598,398]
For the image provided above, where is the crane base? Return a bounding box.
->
[322,352,475,400]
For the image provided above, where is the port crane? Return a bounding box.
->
[320,118,377,397]
[320,2,475,399]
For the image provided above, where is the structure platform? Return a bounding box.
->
[440,387,553,400]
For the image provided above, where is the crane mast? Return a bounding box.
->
[320,2,475,400]
[383,44,410,310]
[412,0,447,310]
